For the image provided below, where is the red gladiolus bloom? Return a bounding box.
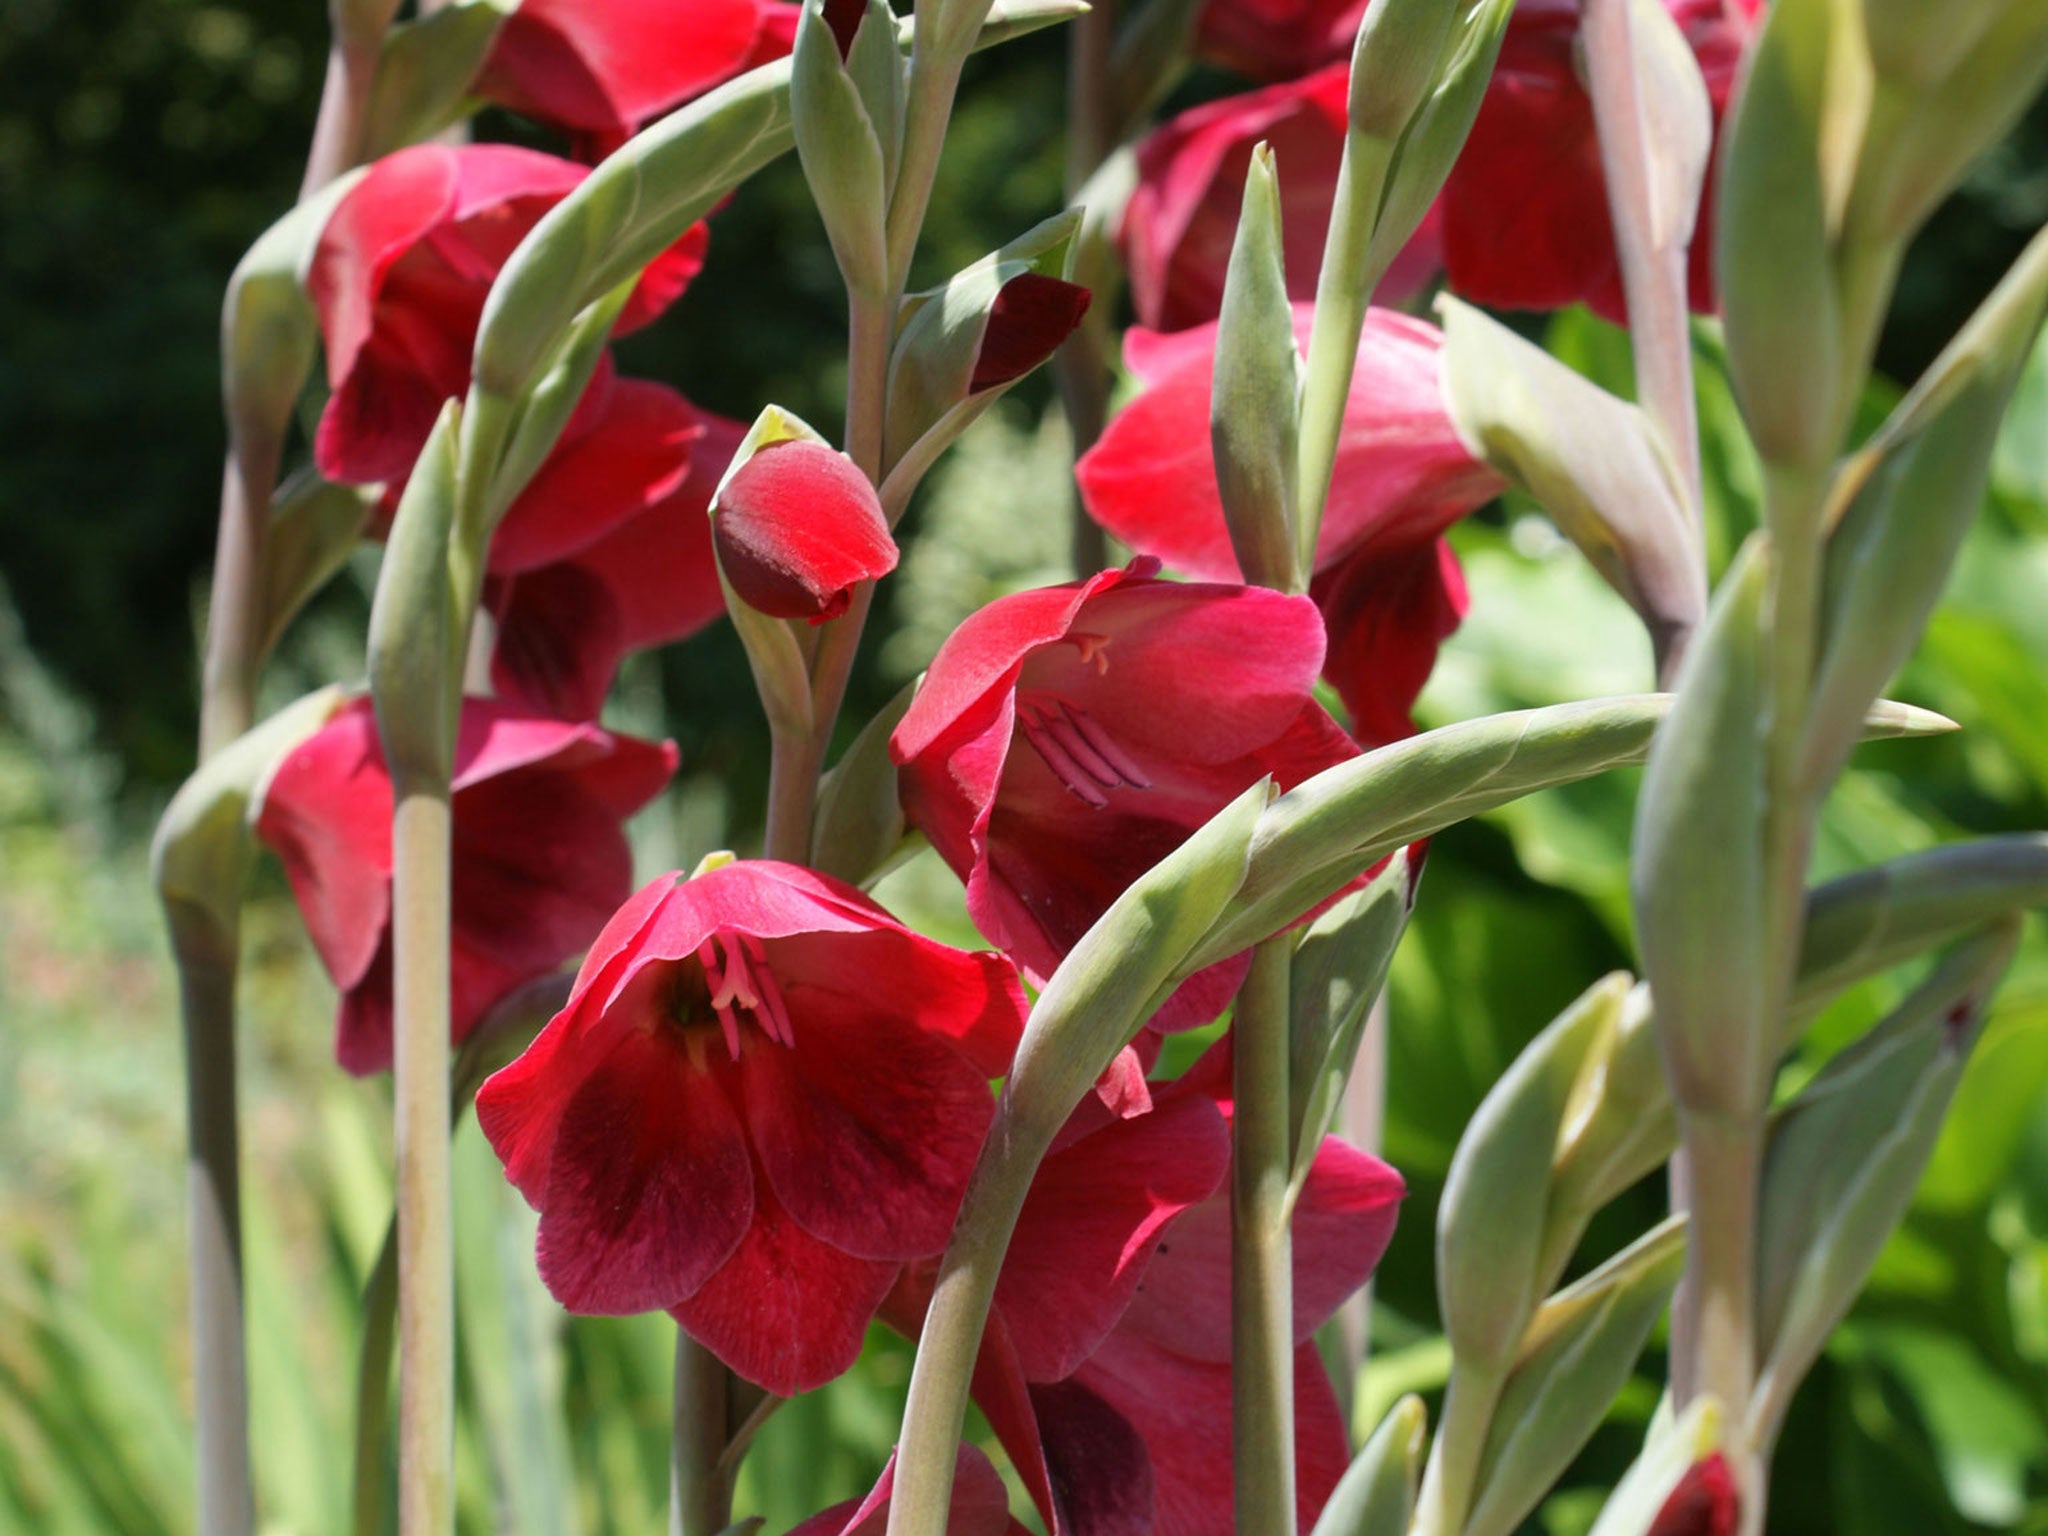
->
[886,1065,1405,1536]
[891,563,1358,1030]
[788,1446,1028,1536]
[1075,309,1500,742]
[713,439,897,622]
[476,0,771,143]
[254,698,677,1075]
[1192,0,1368,80]
[490,408,743,720]
[1122,66,1439,333]
[1648,1454,1740,1536]
[1440,0,1758,321]
[308,143,707,486]
[475,859,1027,1395]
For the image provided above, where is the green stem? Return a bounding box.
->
[165,900,256,1536]
[391,785,455,1536]
[1232,938,1296,1535]
[1056,0,1115,577]
[1407,1363,1505,1536]
[300,37,380,197]
[1294,131,1395,570]
[884,35,980,292]
[1671,1113,1762,1421]
[670,1334,735,1536]
[847,290,893,484]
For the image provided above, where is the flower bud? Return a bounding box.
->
[1464,1219,1689,1536]
[713,431,896,623]
[360,0,511,158]
[1211,143,1303,593]
[1645,1455,1740,1536]
[1346,0,1458,142]
[1586,1397,1729,1536]
[1311,1394,1428,1536]
[792,0,893,298]
[367,402,463,791]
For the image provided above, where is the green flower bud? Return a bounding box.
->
[1440,295,1705,675]
[1211,143,1303,594]
[1347,0,1460,142]
[360,0,512,159]
[1464,1219,1688,1536]
[367,402,464,793]
[1586,1396,1727,1536]
[1632,536,1771,1120]
[256,469,376,672]
[792,0,892,299]
[1311,1394,1429,1536]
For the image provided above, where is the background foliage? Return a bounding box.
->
[4,2,2048,1531]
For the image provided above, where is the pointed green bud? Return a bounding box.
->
[1716,0,1848,470]
[1463,1219,1688,1536]
[257,469,375,672]
[812,676,919,885]
[1109,0,1207,126]
[368,402,463,792]
[1632,536,1770,1119]
[222,181,354,454]
[793,0,892,299]
[1441,296,1705,673]
[1008,779,1268,1141]
[1311,1394,1429,1536]
[1347,0,1459,141]
[1288,847,1419,1202]
[1797,835,2048,1015]
[1585,1396,1727,1536]
[1753,920,2021,1439]
[845,0,907,185]
[154,687,350,934]
[1363,0,1514,286]
[359,0,513,159]
[1439,970,1626,1370]
[1212,143,1303,594]
[883,211,1086,478]
[1197,694,1673,967]
[1861,0,2002,92]
[1803,225,2048,792]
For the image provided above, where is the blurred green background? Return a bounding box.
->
[5,1,2048,1532]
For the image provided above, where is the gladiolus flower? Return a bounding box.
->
[475,859,1027,1395]
[885,1062,1405,1536]
[490,408,743,720]
[1121,66,1439,333]
[713,439,897,622]
[1075,308,1500,742]
[476,0,773,144]
[254,698,677,1074]
[1439,0,1758,321]
[1193,0,1369,80]
[1648,1455,1740,1536]
[788,1446,1028,1536]
[307,143,707,487]
[971,273,1095,392]
[891,562,1358,1029]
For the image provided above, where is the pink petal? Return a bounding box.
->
[714,440,897,621]
[534,1026,756,1314]
[668,1176,899,1395]
[1313,537,1469,747]
[972,274,1093,392]
[740,987,996,1261]
[787,1444,1021,1536]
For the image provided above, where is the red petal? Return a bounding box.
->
[787,1444,1020,1536]
[714,440,896,620]
[996,1095,1229,1381]
[534,1024,755,1314]
[739,991,995,1261]
[668,1175,899,1394]
[1313,537,1469,747]
[1026,1380,1156,1536]
[477,0,765,136]
[971,274,1093,393]
[1648,1455,1740,1536]
[1193,0,1366,80]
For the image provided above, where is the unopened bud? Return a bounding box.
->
[792,0,893,297]
[714,412,896,623]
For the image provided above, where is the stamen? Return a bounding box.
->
[1017,704,1109,807]
[1042,705,1125,787]
[1067,631,1112,674]
[754,964,796,1048]
[1059,703,1153,789]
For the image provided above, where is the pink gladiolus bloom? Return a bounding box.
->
[1648,1455,1740,1536]
[891,563,1358,1030]
[476,0,772,143]
[788,1446,1028,1536]
[1192,0,1369,80]
[307,143,706,486]
[887,1065,1405,1536]
[1121,66,1439,333]
[1440,0,1757,320]
[713,439,897,621]
[1075,309,1501,742]
[475,859,1027,1395]
[490,408,744,720]
[254,698,677,1074]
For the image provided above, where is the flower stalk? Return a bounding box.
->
[671,1335,735,1536]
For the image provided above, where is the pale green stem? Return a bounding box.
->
[1294,133,1396,571]
[165,900,256,1536]
[671,1335,735,1536]
[392,786,455,1536]
[300,37,380,197]
[1673,1114,1761,1425]
[1407,1363,1506,1536]
[1058,0,1116,576]
[1232,938,1297,1535]
[847,291,893,485]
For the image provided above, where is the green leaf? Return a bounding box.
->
[1211,141,1302,593]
